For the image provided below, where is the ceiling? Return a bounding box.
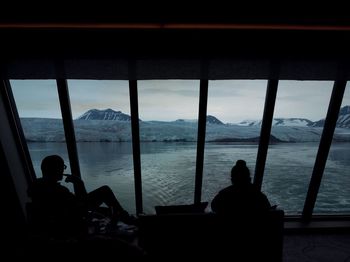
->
[1,7,350,80]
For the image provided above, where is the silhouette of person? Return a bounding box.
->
[27,154,136,239]
[211,159,271,215]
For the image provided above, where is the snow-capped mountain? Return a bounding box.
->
[173,115,224,125]
[237,120,262,127]
[206,115,224,125]
[238,118,313,127]
[337,106,350,128]
[238,106,350,128]
[312,105,350,128]
[77,108,135,121]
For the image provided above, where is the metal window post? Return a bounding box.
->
[254,79,279,190]
[129,80,143,214]
[194,79,209,204]
[56,79,81,177]
[302,79,347,221]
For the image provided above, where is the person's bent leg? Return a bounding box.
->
[87,185,124,213]
[86,186,136,225]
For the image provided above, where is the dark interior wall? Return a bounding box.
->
[1,4,349,25]
[0,80,31,235]
[1,27,350,80]
[0,142,26,251]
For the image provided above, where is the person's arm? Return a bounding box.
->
[211,193,221,213]
[64,174,88,200]
[259,192,272,209]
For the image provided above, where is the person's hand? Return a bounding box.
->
[64,174,83,184]
[63,174,87,197]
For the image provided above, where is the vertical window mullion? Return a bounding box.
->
[302,79,347,221]
[129,80,143,214]
[56,79,81,178]
[1,79,35,182]
[194,79,209,204]
[254,79,279,190]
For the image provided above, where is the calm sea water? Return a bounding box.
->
[27,142,350,215]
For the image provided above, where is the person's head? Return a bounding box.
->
[41,155,66,182]
[231,159,251,185]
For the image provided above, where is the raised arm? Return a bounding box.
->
[64,174,88,200]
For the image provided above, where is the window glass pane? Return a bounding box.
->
[68,80,135,214]
[10,80,71,177]
[263,80,333,215]
[203,80,267,209]
[315,82,350,214]
[138,80,199,214]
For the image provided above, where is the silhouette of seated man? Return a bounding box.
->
[211,159,271,215]
[27,155,136,239]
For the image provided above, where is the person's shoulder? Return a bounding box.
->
[246,183,263,192]
[28,178,49,198]
[32,177,44,184]
[219,185,235,195]
[28,178,44,190]
[31,178,70,193]
[55,183,72,194]
[246,184,268,197]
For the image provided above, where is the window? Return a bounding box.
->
[68,80,135,213]
[138,80,200,213]
[263,80,333,215]
[10,80,71,177]
[9,77,350,217]
[315,81,350,214]
[202,80,267,208]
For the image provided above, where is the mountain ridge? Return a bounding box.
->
[77,106,350,128]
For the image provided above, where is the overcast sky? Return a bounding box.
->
[10,79,350,123]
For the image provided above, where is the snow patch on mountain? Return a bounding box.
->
[238,118,313,127]
[174,115,224,125]
[77,108,136,121]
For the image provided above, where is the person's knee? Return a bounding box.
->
[99,185,112,193]
[100,185,112,191]
[98,185,116,199]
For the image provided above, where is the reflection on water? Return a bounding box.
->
[27,142,350,215]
